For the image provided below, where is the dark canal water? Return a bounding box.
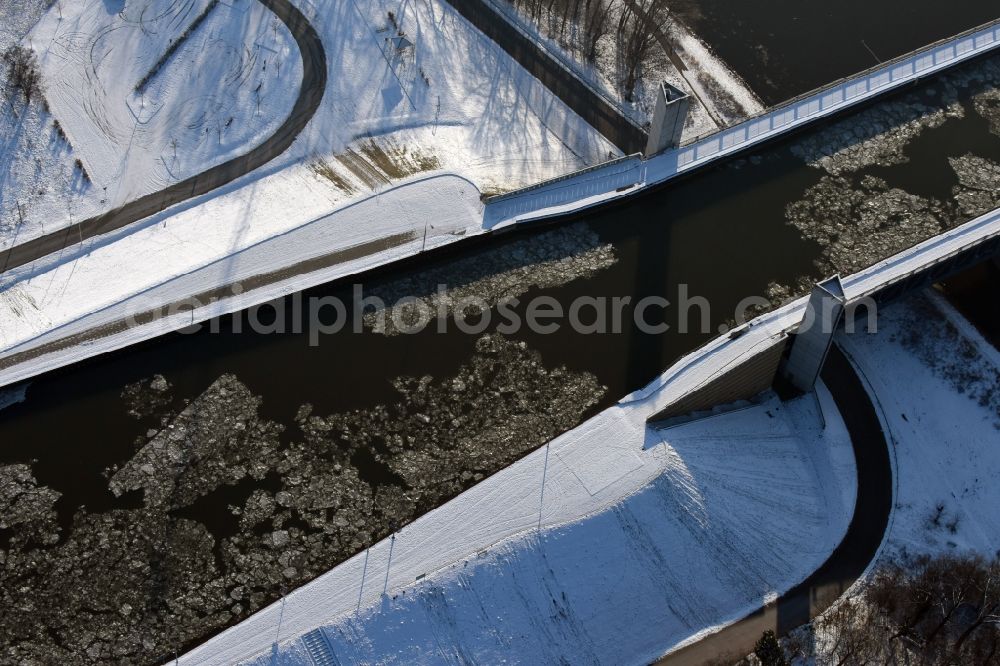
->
[676,0,999,104]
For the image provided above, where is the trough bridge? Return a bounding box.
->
[486,16,1000,227]
[648,204,1000,425]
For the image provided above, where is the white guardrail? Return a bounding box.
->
[844,205,1000,302]
[485,18,1000,227]
[671,19,1000,170]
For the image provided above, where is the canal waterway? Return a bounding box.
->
[675,0,999,104]
[0,47,998,666]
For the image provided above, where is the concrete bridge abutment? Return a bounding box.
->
[645,82,691,157]
[778,277,847,394]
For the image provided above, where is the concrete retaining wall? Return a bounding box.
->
[443,0,647,153]
[647,336,788,425]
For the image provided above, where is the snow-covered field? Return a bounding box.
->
[180,348,857,664]
[1,0,299,248]
[288,0,616,193]
[0,0,72,245]
[841,290,1000,560]
[1,0,617,250]
[32,0,299,206]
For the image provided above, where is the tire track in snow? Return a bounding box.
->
[1,0,327,274]
[455,570,514,654]
[496,541,602,666]
[416,584,477,665]
[648,472,781,602]
[611,502,712,631]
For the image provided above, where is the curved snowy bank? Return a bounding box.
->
[659,343,894,664]
[179,355,857,665]
[840,291,1000,562]
[0,172,484,387]
[761,291,1000,665]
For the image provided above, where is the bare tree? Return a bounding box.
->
[617,0,665,101]
[3,46,42,104]
[814,553,1000,665]
[581,0,616,62]
[509,0,667,100]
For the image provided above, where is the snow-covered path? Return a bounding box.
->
[0,173,484,385]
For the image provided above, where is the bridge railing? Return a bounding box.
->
[677,16,1000,148]
[483,153,642,205]
[668,17,1000,169]
[483,17,1000,226]
[844,208,1000,304]
[483,154,644,225]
